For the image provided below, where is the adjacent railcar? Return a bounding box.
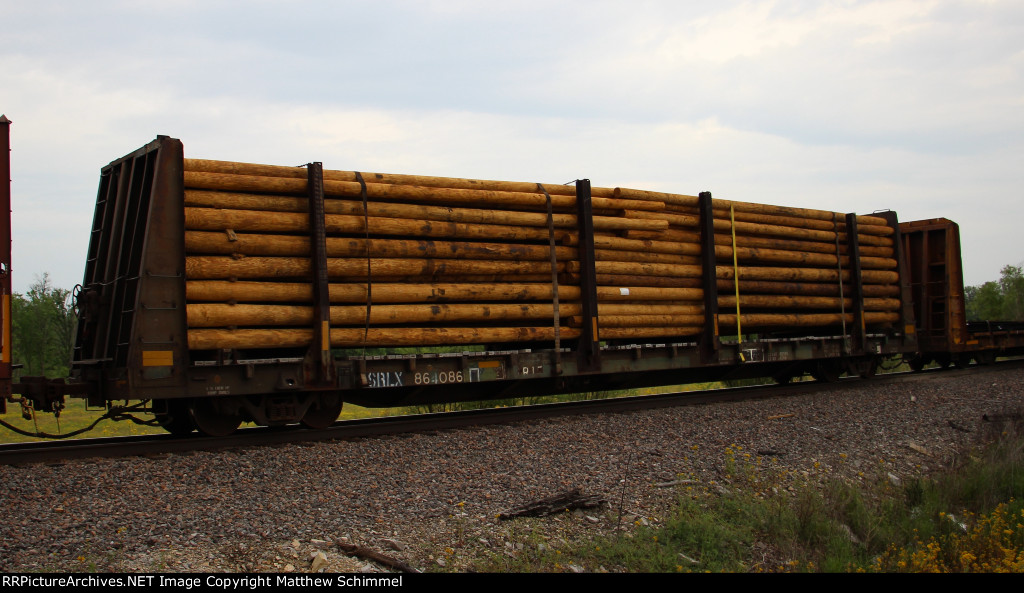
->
[900,218,1024,368]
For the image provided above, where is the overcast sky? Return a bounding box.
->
[3,0,1022,293]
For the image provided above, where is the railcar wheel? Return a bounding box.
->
[811,360,842,383]
[301,393,343,429]
[156,399,195,435]
[190,398,243,437]
[773,372,796,385]
[855,357,879,379]
[908,356,928,372]
[975,351,996,366]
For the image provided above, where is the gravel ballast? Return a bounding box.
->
[0,366,1021,573]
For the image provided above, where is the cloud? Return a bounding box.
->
[2,0,1022,291]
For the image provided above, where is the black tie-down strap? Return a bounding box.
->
[354,171,372,350]
[538,183,562,375]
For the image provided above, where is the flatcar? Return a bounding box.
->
[2,126,1022,437]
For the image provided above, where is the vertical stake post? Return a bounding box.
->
[844,213,866,355]
[574,179,601,372]
[698,191,720,363]
[307,162,334,384]
[0,115,11,409]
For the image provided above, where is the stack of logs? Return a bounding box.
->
[181,159,900,351]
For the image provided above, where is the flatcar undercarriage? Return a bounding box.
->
[10,329,910,438]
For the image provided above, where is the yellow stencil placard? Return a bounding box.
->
[142,350,174,367]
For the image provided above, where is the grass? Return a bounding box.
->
[0,381,716,443]
[0,400,165,443]
[0,399,411,443]
[472,411,1024,573]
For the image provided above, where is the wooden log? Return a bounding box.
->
[587,260,702,278]
[598,303,704,315]
[864,298,901,311]
[590,261,900,285]
[625,230,899,253]
[184,159,309,180]
[611,187,699,208]
[716,205,892,236]
[628,208,890,241]
[586,233,888,270]
[187,281,582,303]
[598,326,702,340]
[184,256,567,280]
[187,326,583,350]
[595,286,703,301]
[598,274,704,289]
[718,295,901,311]
[329,179,667,214]
[187,301,715,328]
[622,209,699,228]
[717,312,899,328]
[184,207,563,243]
[185,189,309,212]
[618,212,843,242]
[183,171,664,212]
[185,231,578,261]
[185,190,666,232]
[712,233,894,258]
[436,274,569,283]
[184,157,620,198]
[714,279,900,298]
[612,186,891,229]
[712,244,896,269]
[612,228,705,244]
[719,295,848,310]
[717,265,899,285]
[186,230,699,267]
[596,249,701,266]
[185,280,704,304]
[571,314,705,328]
[566,233,703,257]
[709,207,854,233]
[187,302,586,327]
[709,218,841,243]
[712,202,892,235]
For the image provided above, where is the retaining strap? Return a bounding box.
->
[538,183,562,374]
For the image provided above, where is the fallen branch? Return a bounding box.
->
[947,420,972,433]
[654,479,698,488]
[498,489,605,520]
[336,542,420,574]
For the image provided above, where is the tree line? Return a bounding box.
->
[965,264,1024,321]
[9,274,76,379]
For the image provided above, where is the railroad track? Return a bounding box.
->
[2,359,1021,466]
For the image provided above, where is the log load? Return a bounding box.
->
[180,158,903,351]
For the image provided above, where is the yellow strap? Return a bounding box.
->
[731,206,742,347]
